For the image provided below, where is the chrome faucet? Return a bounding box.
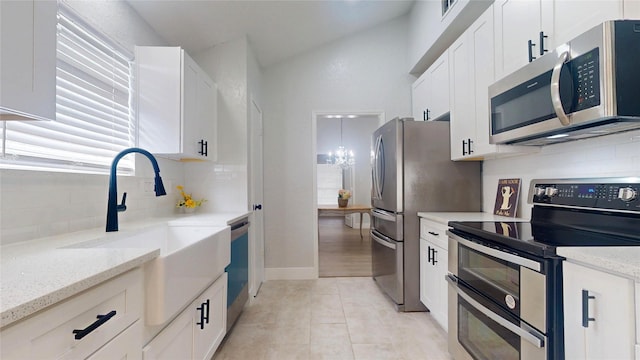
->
[106,147,167,232]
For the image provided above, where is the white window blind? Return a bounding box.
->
[1,5,134,174]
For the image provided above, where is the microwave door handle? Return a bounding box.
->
[550,50,571,126]
[446,276,545,348]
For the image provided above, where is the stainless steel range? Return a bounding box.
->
[446,177,640,360]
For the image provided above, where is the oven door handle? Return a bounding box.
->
[447,231,541,272]
[446,275,545,348]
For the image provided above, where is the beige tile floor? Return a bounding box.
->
[213,277,452,360]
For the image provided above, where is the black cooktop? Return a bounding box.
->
[448,206,640,258]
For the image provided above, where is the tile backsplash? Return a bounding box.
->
[483,129,640,219]
[0,155,184,245]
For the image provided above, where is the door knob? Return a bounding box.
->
[253,204,262,211]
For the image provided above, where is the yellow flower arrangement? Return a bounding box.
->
[338,189,351,199]
[176,185,206,209]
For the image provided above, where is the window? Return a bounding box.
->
[442,0,457,16]
[1,4,134,174]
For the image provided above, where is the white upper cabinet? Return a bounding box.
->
[450,5,536,160]
[137,46,217,161]
[411,52,449,122]
[495,0,638,81]
[494,0,543,81]
[0,0,57,121]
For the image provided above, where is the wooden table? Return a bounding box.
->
[318,204,372,238]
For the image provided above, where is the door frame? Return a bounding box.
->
[311,110,386,277]
[249,95,264,297]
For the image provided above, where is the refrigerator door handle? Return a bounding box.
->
[372,134,384,200]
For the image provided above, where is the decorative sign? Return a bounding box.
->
[493,178,521,217]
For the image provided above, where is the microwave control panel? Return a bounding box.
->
[532,181,639,211]
[569,48,601,113]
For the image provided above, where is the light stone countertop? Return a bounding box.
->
[0,211,247,328]
[557,247,640,282]
[417,212,529,226]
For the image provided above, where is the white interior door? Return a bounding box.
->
[249,97,264,298]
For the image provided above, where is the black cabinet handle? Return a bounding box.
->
[582,290,596,328]
[468,139,474,154]
[198,139,208,157]
[427,231,439,237]
[423,109,431,121]
[528,40,536,62]
[73,310,116,340]
[197,299,210,330]
[427,246,433,263]
[432,248,438,265]
[539,31,548,56]
[462,140,467,156]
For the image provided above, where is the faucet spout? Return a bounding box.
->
[106,147,166,232]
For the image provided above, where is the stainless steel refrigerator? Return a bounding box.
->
[371,117,481,311]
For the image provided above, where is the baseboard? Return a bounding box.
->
[265,267,317,280]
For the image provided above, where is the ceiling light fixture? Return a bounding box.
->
[327,117,355,170]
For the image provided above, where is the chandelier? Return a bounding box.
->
[327,117,355,170]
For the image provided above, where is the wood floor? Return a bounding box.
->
[318,217,372,277]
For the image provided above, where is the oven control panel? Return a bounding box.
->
[531,180,640,212]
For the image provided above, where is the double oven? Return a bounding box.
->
[446,177,640,360]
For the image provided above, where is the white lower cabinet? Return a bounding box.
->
[0,269,143,360]
[419,219,449,332]
[86,321,142,360]
[143,273,227,360]
[563,261,635,359]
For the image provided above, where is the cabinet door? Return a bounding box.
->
[427,53,450,121]
[181,52,200,157]
[412,73,430,121]
[449,33,473,160]
[541,0,623,49]
[193,273,227,360]
[142,309,195,360]
[0,0,56,120]
[494,0,542,80]
[563,261,635,359]
[420,239,434,308]
[196,74,217,161]
[469,4,495,157]
[432,243,448,332]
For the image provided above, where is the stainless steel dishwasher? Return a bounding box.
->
[225,217,250,331]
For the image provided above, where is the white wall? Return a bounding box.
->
[262,16,410,277]
[483,130,640,219]
[0,0,182,245]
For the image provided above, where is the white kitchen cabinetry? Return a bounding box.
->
[419,219,449,332]
[563,261,635,359]
[449,5,535,160]
[495,0,638,81]
[412,52,449,122]
[137,46,217,161]
[0,0,56,121]
[143,273,227,360]
[0,269,143,359]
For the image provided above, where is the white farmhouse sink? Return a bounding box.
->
[69,225,230,325]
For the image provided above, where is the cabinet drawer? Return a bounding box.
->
[1,269,143,360]
[420,219,449,249]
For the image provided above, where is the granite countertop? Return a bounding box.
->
[417,212,528,225]
[0,211,248,329]
[557,247,640,282]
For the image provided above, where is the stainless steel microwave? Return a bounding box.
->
[489,20,640,146]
